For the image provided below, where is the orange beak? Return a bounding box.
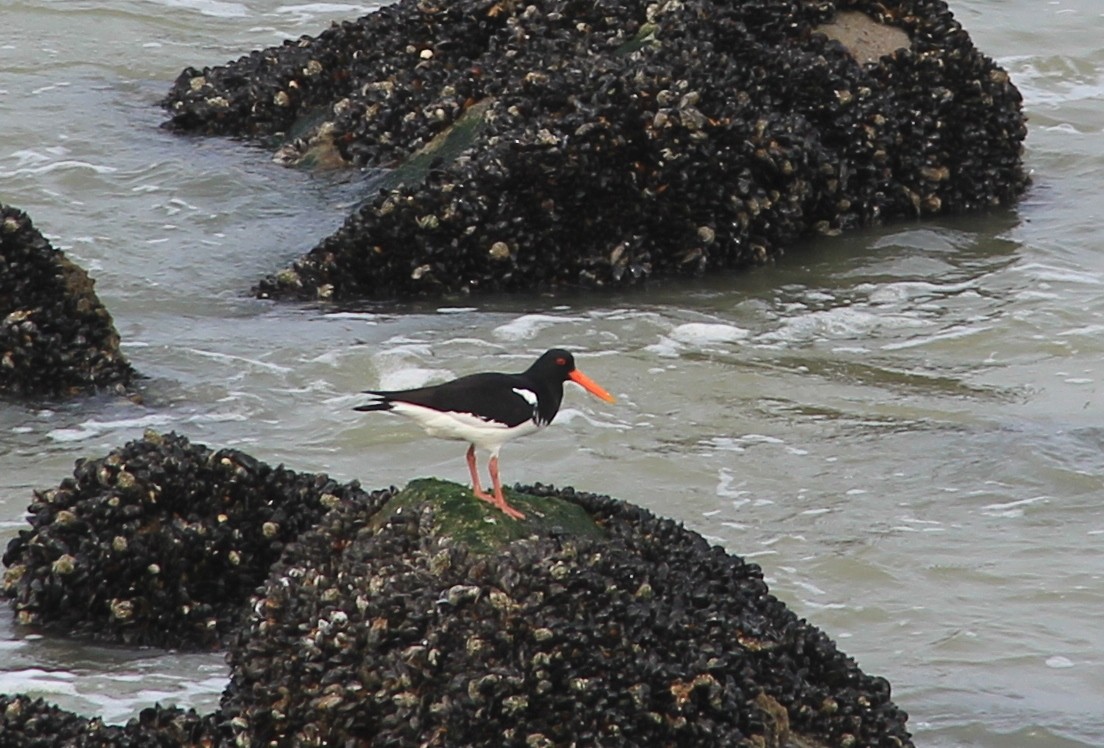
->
[569,369,616,403]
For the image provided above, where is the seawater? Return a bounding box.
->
[2,2,1103,745]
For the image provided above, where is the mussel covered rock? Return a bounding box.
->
[2,451,913,745]
[0,695,223,747]
[1,430,385,650]
[162,0,1028,301]
[221,479,913,746]
[0,204,135,398]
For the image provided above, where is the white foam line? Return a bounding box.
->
[801,600,848,610]
[148,0,249,18]
[185,412,248,424]
[184,348,293,373]
[793,580,827,596]
[981,496,1049,512]
[741,434,785,445]
[668,322,751,345]
[0,160,118,177]
[323,312,380,321]
[554,408,627,430]
[0,669,78,697]
[742,550,778,559]
[492,313,585,341]
[48,411,246,443]
[880,325,991,351]
[1013,262,1104,286]
[275,3,375,17]
[898,516,944,525]
[858,279,978,297]
[48,414,175,442]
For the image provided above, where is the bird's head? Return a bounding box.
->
[530,349,616,403]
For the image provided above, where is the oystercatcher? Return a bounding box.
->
[355,349,615,519]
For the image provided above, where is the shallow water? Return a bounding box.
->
[2,1,1103,744]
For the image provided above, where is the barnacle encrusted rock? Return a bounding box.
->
[1,442,914,745]
[0,204,135,397]
[0,695,223,747]
[221,479,914,746]
[1,430,385,650]
[162,0,1028,301]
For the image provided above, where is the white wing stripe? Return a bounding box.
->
[512,387,538,407]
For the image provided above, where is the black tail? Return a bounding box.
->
[353,397,392,412]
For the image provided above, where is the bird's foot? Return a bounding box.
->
[472,487,525,520]
[495,499,526,520]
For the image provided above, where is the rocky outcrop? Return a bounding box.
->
[163,0,1028,301]
[223,478,912,746]
[0,695,222,747]
[0,204,135,398]
[2,435,914,746]
[1,431,381,650]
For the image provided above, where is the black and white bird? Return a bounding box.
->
[355,349,615,519]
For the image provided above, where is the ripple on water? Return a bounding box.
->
[492,313,585,342]
[47,411,248,444]
[144,0,249,18]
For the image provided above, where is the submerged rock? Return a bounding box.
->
[1,430,384,650]
[0,204,136,398]
[163,0,1027,301]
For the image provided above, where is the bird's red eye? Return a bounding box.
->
[556,357,566,366]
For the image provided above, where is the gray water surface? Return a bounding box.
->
[2,1,1103,745]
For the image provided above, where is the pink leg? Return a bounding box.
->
[488,455,525,519]
[467,445,495,503]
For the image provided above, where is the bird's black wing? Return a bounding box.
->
[364,373,538,428]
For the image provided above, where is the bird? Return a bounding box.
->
[355,348,615,519]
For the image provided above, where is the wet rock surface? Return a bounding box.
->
[1,204,136,398]
[2,443,912,746]
[1,430,382,650]
[162,0,1028,301]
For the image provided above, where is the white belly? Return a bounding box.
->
[391,402,542,453]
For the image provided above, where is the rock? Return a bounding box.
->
[0,204,136,398]
[0,694,223,747]
[1,437,914,745]
[376,477,607,553]
[162,0,1028,301]
[1,430,386,650]
[819,10,911,65]
[222,479,914,746]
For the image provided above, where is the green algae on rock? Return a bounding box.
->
[375,477,607,554]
